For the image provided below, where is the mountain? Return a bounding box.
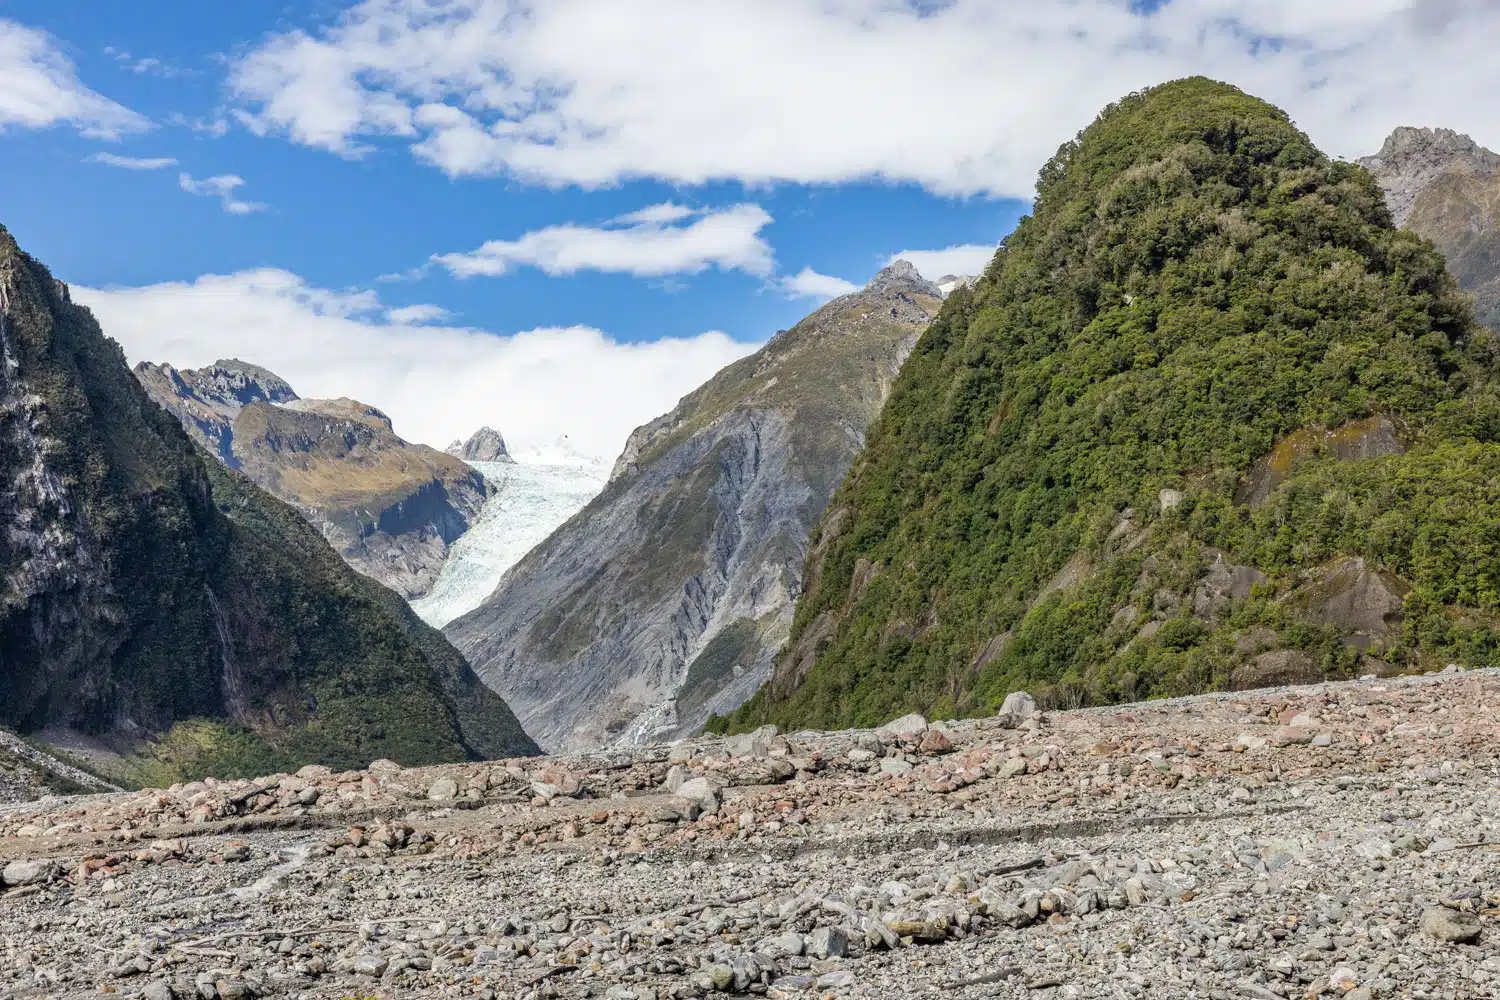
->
[135,362,493,599]
[446,426,513,463]
[0,225,537,779]
[411,451,609,629]
[444,262,943,751]
[721,78,1500,735]
[1358,127,1500,329]
[132,358,296,463]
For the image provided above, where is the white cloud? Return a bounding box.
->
[777,267,859,301]
[0,19,148,139]
[226,0,1500,197]
[387,303,451,324]
[179,172,267,215]
[890,245,998,282]
[75,270,759,459]
[86,152,177,170]
[433,202,774,279]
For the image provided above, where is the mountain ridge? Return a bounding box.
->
[445,261,943,751]
[1360,126,1500,329]
[135,360,492,599]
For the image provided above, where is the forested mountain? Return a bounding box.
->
[721,78,1500,733]
[0,226,536,781]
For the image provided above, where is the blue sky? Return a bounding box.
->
[1,0,1494,455]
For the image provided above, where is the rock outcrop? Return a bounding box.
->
[0,224,537,777]
[445,426,512,463]
[1360,126,1500,328]
[135,363,492,599]
[445,263,943,751]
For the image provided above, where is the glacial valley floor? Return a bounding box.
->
[1,670,1498,1000]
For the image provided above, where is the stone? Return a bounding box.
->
[880,713,928,739]
[1232,649,1321,690]
[997,757,1028,779]
[725,724,779,758]
[1000,691,1037,717]
[1158,488,1184,511]
[352,953,389,977]
[213,980,252,1000]
[880,757,914,778]
[675,776,724,814]
[917,729,953,755]
[426,777,459,801]
[142,983,175,1000]
[815,971,856,989]
[1419,906,1481,943]
[1,859,48,887]
[807,925,849,959]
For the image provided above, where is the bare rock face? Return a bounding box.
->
[446,426,513,464]
[1360,127,1500,328]
[1358,126,1500,226]
[136,365,492,599]
[446,264,941,751]
[1296,557,1411,642]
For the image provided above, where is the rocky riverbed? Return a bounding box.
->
[2,670,1497,999]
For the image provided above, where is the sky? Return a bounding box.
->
[1,1,1496,458]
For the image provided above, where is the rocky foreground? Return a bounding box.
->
[2,672,1497,1000]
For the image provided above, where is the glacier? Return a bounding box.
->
[410,447,608,628]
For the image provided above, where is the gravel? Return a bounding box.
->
[1,669,1497,999]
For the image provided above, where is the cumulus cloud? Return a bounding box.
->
[86,152,177,170]
[777,267,859,300]
[890,245,999,282]
[0,19,148,139]
[387,303,452,324]
[179,172,267,215]
[432,202,774,278]
[75,270,759,459]
[227,0,1500,197]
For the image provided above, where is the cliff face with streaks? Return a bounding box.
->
[445,263,943,751]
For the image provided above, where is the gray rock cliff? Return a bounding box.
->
[445,263,944,751]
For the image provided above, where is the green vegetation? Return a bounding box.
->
[0,226,537,781]
[721,78,1500,733]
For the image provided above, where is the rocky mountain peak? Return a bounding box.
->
[1357,126,1500,225]
[446,426,513,463]
[863,259,941,299]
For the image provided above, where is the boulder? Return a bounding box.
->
[1,860,49,887]
[1230,649,1322,690]
[880,713,928,739]
[1000,691,1036,717]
